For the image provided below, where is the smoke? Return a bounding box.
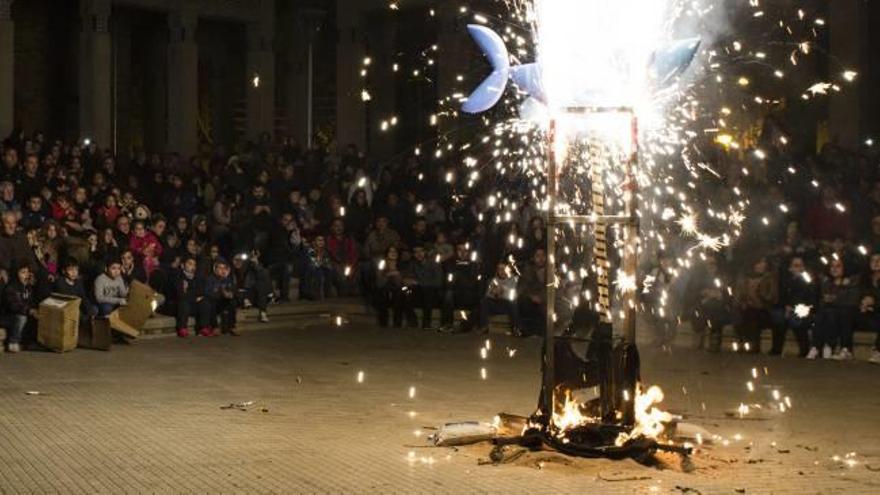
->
[670,0,733,48]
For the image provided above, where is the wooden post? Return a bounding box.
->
[542,119,558,420]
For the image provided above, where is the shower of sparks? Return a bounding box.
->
[362,0,859,340]
[361,0,860,451]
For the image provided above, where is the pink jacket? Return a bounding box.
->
[129,232,164,259]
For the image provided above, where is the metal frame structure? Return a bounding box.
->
[542,106,641,421]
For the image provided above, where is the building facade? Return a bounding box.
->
[0,0,877,159]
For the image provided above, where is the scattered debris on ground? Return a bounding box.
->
[220,401,269,413]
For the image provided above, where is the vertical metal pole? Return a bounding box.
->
[623,115,640,345]
[542,119,558,419]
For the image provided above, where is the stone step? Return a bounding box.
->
[140,299,371,337]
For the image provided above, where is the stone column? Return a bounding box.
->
[829,0,866,149]
[335,0,366,152]
[365,13,396,159]
[280,6,308,147]
[78,0,112,148]
[166,9,198,157]
[436,10,467,136]
[246,4,275,143]
[0,0,13,141]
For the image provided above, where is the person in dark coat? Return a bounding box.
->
[0,212,36,283]
[1,263,39,353]
[440,242,481,332]
[810,257,859,360]
[858,253,880,364]
[53,258,98,330]
[232,253,273,323]
[173,256,207,338]
[771,255,818,357]
[402,245,443,329]
[202,259,239,336]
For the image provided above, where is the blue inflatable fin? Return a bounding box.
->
[649,38,701,86]
[510,64,547,104]
[462,25,511,114]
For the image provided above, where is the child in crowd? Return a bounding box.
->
[173,256,205,338]
[94,259,129,316]
[204,259,239,336]
[53,258,98,329]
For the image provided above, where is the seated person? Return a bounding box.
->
[174,256,206,338]
[53,258,98,329]
[374,246,416,328]
[687,256,732,352]
[303,235,342,300]
[1,263,39,353]
[402,245,443,329]
[94,259,129,316]
[517,248,548,336]
[479,262,520,335]
[119,248,147,286]
[232,252,273,323]
[203,259,239,336]
[858,253,880,364]
[772,255,817,357]
[440,242,481,332]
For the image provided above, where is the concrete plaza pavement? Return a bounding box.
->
[0,317,878,493]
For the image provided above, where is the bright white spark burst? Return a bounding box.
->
[367,0,856,445]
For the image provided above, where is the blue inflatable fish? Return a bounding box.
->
[461,24,700,114]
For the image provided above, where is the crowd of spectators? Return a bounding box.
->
[0,127,878,364]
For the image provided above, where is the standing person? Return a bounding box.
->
[810,258,859,360]
[858,253,880,364]
[203,259,239,336]
[478,262,520,335]
[734,256,778,353]
[94,259,129,316]
[1,263,39,353]
[772,256,818,357]
[402,245,443,329]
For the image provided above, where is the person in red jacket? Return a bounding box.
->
[802,185,853,243]
[129,220,163,261]
[326,218,358,295]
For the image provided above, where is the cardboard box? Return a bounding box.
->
[79,317,112,351]
[38,294,81,353]
[108,281,157,338]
